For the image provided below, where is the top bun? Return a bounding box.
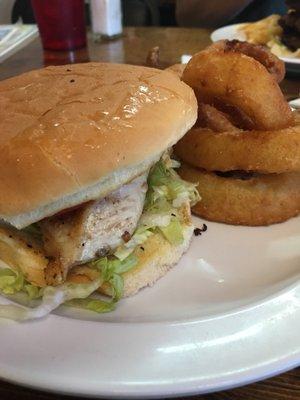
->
[0,63,197,229]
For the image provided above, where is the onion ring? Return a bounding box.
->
[175,125,300,174]
[182,46,294,130]
[178,163,300,226]
[197,103,240,132]
[203,98,258,130]
[208,40,285,83]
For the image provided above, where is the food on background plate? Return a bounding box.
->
[174,40,300,226]
[240,1,300,58]
[0,62,198,320]
[279,0,300,52]
[241,15,283,49]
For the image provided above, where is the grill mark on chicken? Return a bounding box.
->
[40,174,148,284]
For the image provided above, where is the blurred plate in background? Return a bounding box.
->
[211,23,300,75]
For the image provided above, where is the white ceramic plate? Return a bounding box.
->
[0,215,299,397]
[211,23,300,74]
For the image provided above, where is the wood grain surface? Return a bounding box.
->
[0,27,299,400]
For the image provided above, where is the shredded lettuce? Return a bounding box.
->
[0,277,103,321]
[25,284,43,300]
[67,297,116,313]
[0,255,138,319]
[115,155,199,260]
[91,254,138,301]
[114,226,153,261]
[0,268,41,299]
[146,156,199,209]
[65,254,138,313]
[139,212,171,229]
[158,216,184,245]
[0,268,24,295]
[0,267,44,302]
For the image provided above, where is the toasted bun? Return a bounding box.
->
[122,221,193,297]
[0,63,197,229]
[67,201,194,297]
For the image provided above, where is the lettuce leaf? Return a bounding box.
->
[158,216,184,245]
[67,297,116,313]
[146,156,199,209]
[91,254,137,301]
[0,277,103,321]
[114,227,153,261]
[115,155,199,260]
[25,284,42,300]
[0,255,138,320]
[66,254,138,313]
[0,267,42,299]
[0,268,24,295]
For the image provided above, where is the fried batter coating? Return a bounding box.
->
[209,39,285,82]
[179,163,300,226]
[182,44,294,130]
[197,104,240,133]
[175,125,300,174]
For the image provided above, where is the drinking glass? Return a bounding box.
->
[31,0,87,51]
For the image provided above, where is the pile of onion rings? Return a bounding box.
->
[174,40,300,226]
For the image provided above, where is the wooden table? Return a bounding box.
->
[0,27,299,400]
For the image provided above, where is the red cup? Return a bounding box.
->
[31,0,87,51]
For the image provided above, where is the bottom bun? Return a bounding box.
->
[179,163,300,226]
[120,223,193,298]
[68,202,194,297]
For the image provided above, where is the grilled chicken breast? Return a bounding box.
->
[41,174,148,284]
[0,226,48,287]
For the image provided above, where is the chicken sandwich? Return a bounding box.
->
[0,62,197,320]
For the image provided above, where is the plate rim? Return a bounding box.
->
[0,354,299,398]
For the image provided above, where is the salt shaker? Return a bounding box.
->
[90,0,123,40]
